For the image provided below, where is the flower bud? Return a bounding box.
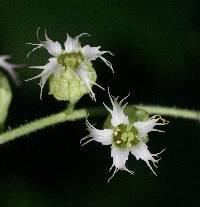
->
[0,72,12,132]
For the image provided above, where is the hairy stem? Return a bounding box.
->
[0,109,87,145]
[135,105,200,121]
[0,105,199,145]
[89,105,200,121]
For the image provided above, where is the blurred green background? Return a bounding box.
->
[0,0,200,206]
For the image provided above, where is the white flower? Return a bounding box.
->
[81,89,169,182]
[27,28,113,100]
[0,55,24,85]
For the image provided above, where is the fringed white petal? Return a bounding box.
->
[26,58,64,99]
[0,55,24,85]
[42,30,62,57]
[81,45,101,60]
[81,45,114,72]
[74,63,104,102]
[111,146,129,169]
[80,119,113,146]
[108,145,133,183]
[64,33,88,53]
[131,142,165,175]
[133,115,169,138]
[103,88,129,127]
[27,28,62,57]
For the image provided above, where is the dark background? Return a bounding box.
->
[0,0,200,206]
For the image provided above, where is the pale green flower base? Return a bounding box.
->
[0,105,199,145]
[0,72,12,132]
[49,62,97,103]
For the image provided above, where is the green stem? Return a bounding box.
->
[0,105,199,145]
[0,109,87,145]
[88,105,200,121]
[135,105,200,121]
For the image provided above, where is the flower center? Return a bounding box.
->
[113,124,139,148]
[57,52,83,69]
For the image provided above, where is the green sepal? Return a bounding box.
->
[0,72,12,132]
[125,106,149,123]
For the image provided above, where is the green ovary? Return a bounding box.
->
[57,52,83,69]
[113,124,139,148]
